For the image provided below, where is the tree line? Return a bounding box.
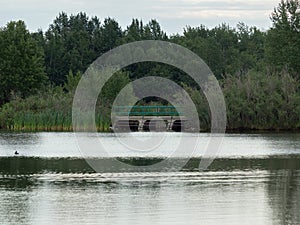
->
[0,0,299,131]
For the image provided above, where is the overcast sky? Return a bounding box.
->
[0,0,280,34]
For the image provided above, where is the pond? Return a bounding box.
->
[0,132,299,224]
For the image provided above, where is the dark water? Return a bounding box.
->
[0,132,299,224]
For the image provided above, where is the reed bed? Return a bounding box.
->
[1,110,111,132]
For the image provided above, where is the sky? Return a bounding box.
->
[0,0,280,34]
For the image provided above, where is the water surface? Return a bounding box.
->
[0,132,299,224]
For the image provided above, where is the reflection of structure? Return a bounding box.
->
[112,106,188,132]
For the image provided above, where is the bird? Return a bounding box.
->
[14,151,19,155]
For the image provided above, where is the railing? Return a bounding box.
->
[112,106,183,116]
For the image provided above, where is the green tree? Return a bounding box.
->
[236,23,266,74]
[266,0,300,76]
[0,21,47,105]
[123,19,145,42]
[172,24,239,79]
[45,12,100,85]
[144,19,168,40]
[44,13,123,85]
[100,18,123,52]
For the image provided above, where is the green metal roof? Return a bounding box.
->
[112,106,183,116]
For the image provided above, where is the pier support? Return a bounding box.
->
[113,116,186,132]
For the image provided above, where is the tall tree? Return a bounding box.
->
[123,19,144,42]
[0,21,46,105]
[44,12,106,85]
[266,0,300,76]
[172,24,239,79]
[144,19,168,40]
[236,23,266,74]
[100,18,123,52]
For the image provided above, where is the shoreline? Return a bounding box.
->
[1,128,299,133]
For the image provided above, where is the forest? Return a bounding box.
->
[0,0,299,131]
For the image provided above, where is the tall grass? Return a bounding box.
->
[0,87,111,132]
[0,69,299,132]
[1,110,111,132]
[1,111,110,132]
[8,111,71,131]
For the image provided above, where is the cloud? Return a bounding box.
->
[149,0,277,32]
[151,0,276,18]
[0,0,279,34]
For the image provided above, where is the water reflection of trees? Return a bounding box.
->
[0,158,94,175]
[267,169,300,224]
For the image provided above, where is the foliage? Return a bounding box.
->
[223,69,300,130]
[171,23,266,79]
[0,21,47,105]
[1,68,298,131]
[63,70,82,93]
[266,0,300,76]
[45,12,103,85]
[0,70,131,131]
[0,1,300,131]
[0,86,73,131]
